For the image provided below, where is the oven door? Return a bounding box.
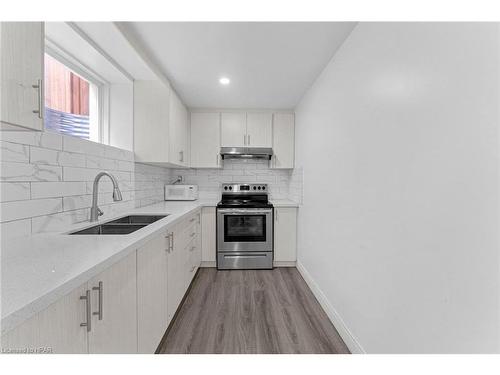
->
[217,208,273,252]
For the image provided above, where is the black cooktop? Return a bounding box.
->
[217,200,273,209]
[217,193,273,209]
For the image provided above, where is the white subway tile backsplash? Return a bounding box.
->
[38,132,63,150]
[0,141,30,162]
[172,159,297,202]
[0,182,30,202]
[1,132,171,238]
[86,155,119,170]
[1,162,62,182]
[63,136,106,157]
[0,131,38,145]
[30,147,86,167]
[31,209,89,234]
[0,218,31,241]
[64,166,131,182]
[31,182,87,199]
[62,191,134,212]
[0,198,63,222]
[0,131,62,150]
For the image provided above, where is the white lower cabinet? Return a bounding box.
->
[201,207,216,265]
[185,212,201,288]
[166,211,201,323]
[1,252,137,354]
[273,207,298,264]
[166,221,185,323]
[1,284,88,354]
[137,231,169,354]
[87,252,137,354]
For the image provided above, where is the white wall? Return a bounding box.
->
[109,83,134,151]
[295,23,499,353]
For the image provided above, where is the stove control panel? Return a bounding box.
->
[222,183,268,193]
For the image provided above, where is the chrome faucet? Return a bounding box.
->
[90,172,123,222]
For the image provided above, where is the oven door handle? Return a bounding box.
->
[218,209,272,215]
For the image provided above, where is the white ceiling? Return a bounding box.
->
[119,22,356,109]
[74,22,157,81]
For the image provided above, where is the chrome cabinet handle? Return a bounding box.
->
[218,208,272,214]
[32,79,43,119]
[190,232,196,238]
[92,281,103,320]
[248,134,251,145]
[170,232,174,252]
[243,134,246,145]
[80,290,91,332]
[179,151,184,162]
[189,217,196,223]
[275,209,278,222]
[189,245,196,252]
[165,233,171,252]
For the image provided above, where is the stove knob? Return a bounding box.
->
[262,186,266,190]
[258,186,261,190]
[224,186,228,190]
[253,186,257,190]
[229,186,233,190]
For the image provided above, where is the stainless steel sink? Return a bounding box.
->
[69,215,167,235]
[106,215,167,225]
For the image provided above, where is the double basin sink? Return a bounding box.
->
[69,215,167,235]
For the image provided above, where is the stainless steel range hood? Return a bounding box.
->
[220,147,273,160]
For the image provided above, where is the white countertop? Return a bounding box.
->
[0,200,216,335]
[1,198,298,334]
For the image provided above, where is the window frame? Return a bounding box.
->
[44,39,110,144]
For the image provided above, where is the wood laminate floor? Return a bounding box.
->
[158,267,350,354]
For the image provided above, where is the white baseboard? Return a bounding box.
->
[274,261,296,267]
[296,261,365,354]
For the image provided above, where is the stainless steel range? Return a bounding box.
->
[216,183,273,270]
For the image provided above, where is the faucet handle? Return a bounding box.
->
[97,207,103,217]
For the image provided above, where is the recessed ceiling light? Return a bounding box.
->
[219,77,230,85]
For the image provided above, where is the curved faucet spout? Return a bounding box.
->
[90,171,123,222]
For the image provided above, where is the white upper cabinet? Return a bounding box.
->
[191,110,295,167]
[190,112,221,168]
[134,80,189,167]
[0,22,44,131]
[169,90,189,167]
[271,113,295,169]
[221,112,246,147]
[246,112,272,147]
[221,112,272,148]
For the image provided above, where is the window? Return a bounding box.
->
[44,53,100,142]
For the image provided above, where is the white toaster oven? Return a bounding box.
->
[164,185,198,201]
